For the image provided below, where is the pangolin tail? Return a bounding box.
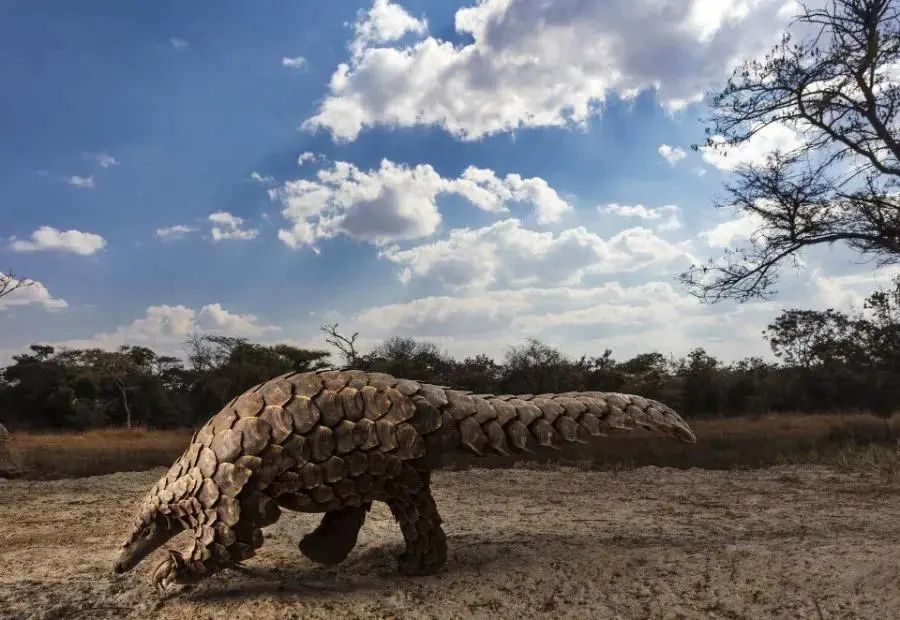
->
[421,387,695,458]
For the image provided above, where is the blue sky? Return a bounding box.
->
[1,0,896,365]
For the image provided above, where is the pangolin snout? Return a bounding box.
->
[113,548,133,573]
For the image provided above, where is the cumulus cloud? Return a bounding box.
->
[658,144,687,166]
[155,225,197,240]
[170,37,189,50]
[297,152,324,166]
[11,226,106,255]
[281,56,308,69]
[380,218,696,290]
[270,159,570,249]
[272,160,443,249]
[90,153,119,168]
[811,266,900,310]
[350,0,428,59]
[0,274,67,312]
[305,0,794,141]
[208,212,259,241]
[67,175,95,188]
[195,303,279,335]
[351,280,773,361]
[358,294,527,337]
[602,203,682,231]
[701,123,804,170]
[447,166,571,224]
[699,211,765,247]
[346,258,897,363]
[57,303,280,353]
[249,171,276,185]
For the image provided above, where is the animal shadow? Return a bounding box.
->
[184,535,533,602]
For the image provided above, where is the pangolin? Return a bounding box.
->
[113,370,695,592]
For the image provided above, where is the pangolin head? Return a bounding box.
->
[113,494,183,574]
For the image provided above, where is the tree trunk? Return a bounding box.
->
[114,378,132,429]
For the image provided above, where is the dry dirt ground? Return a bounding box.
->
[1,465,899,620]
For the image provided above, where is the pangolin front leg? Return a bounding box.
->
[386,468,447,576]
[298,504,370,565]
[152,490,278,592]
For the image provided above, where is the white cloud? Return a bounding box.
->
[270,159,570,249]
[358,294,526,337]
[0,274,67,312]
[195,303,279,335]
[56,303,280,353]
[155,225,197,240]
[332,259,899,363]
[273,159,443,249]
[11,226,106,255]
[67,175,95,188]
[298,152,324,166]
[351,280,776,361]
[305,0,794,141]
[106,263,882,364]
[170,37,189,51]
[811,266,900,310]
[701,123,804,170]
[699,211,764,247]
[208,212,259,241]
[282,56,308,70]
[350,0,428,59]
[90,153,119,168]
[447,166,571,224]
[658,144,687,166]
[380,218,696,290]
[602,203,682,231]
[250,171,276,185]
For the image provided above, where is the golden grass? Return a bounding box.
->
[4,427,192,480]
[1,412,898,480]
[448,411,900,474]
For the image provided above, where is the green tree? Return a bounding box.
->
[184,334,331,421]
[677,348,723,416]
[764,308,866,367]
[861,274,900,368]
[361,337,452,384]
[501,339,575,394]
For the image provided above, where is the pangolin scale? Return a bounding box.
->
[113,369,695,591]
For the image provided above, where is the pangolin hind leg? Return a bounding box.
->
[386,468,447,576]
[298,504,370,565]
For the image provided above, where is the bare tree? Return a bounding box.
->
[0,271,33,301]
[682,0,900,301]
[321,323,359,367]
[183,332,243,373]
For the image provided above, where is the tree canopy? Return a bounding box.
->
[2,274,900,429]
[683,0,900,301]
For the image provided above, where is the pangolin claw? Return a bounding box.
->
[151,550,183,594]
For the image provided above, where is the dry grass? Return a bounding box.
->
[1,412,898,480]
[4,427,191,480]
[447,411,900,474]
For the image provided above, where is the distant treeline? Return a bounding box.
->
[2,276,899,430]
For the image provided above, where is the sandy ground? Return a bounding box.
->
[1,466,899,620]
